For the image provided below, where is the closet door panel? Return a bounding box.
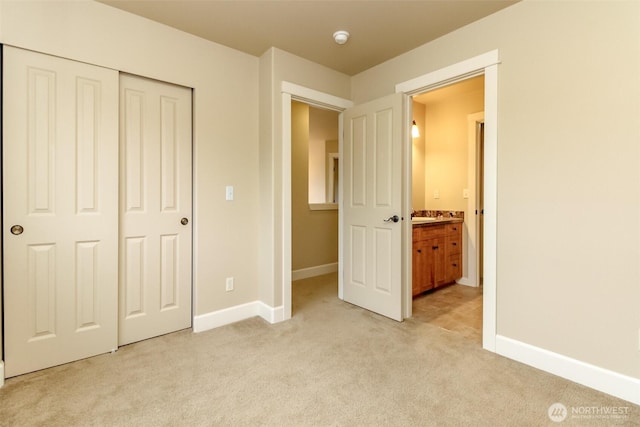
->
[3,47,119,377]
[119,74,192,346]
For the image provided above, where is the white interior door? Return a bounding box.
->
[3,47,119,377]
[343,93,404,321]
[119,74,192,346]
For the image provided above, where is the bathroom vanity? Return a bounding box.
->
[412,218,463,297]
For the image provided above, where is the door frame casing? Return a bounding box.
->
[460,111,485,288]
[396,49,499,352]
[281,82,353,320]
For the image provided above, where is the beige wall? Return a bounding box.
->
[259,48,351,307]
[0,0,261,321]
[291,102,339,271]
[352,1,640,378]
[421,78,484,211]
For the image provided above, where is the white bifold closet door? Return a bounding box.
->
[118,74,192,346]
[3,47,119,377]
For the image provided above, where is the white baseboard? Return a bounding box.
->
[496,335,640,405]
[0,361,4,388]
[258,302,284,324]
[292,262,338,281]
[455,277,477,287]
[193,301,284,333]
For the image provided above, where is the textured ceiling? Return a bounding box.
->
[98,0,518,76]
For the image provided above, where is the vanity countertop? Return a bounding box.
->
[411,217,463,227]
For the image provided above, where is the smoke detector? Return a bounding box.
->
[333,30,350,45]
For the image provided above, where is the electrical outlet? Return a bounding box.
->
[433,189,440,199]
[225,277,234,292]
[463,189,470,199]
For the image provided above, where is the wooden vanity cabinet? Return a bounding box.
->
[412,221,463,297]
[412,225,446,295]
[412,238,444,295]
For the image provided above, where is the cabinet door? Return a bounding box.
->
[412,245,421,296]
[430,238,447,288]
[412,241,431,295]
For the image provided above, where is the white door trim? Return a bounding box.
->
[396,50,499,94]
[281,82,353,320]
[461,111,485,288]
[395,50,500,352]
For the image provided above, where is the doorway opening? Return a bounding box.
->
[290,100,340,316]
[284,88,405,322]
[398,49,499,351]
[409,75,485,344]
[281,82,353,321]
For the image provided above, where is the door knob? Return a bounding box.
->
[384,215,400,223]
[10,225,24,235]
[180,218,189,225]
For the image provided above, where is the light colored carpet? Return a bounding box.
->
[0,273,637,426]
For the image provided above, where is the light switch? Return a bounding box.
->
[463,189,470,199]
[225,185,234,201]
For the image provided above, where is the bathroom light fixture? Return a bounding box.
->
[412,120,420,138]
[333,30,350,45]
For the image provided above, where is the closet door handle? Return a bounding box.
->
[180,218,189,226]
[10,225,24,235]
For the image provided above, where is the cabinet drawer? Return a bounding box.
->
[446,223,462,235]
[413,225,446,241]
[446,254,462,282]
[445,236,461,255]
